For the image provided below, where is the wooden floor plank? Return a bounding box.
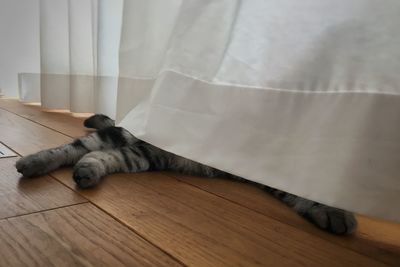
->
[0,142,17,158]
[0,98,88,138]
[1,98,398,266]
[0,203,182,267]
[0,108,72,156]
[0,157,86,219]
[168,173,400,266]
[50,169,387,267]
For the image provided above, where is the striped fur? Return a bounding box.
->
[15,114,357,235]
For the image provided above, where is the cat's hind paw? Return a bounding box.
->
[305,205,357,235]
[16,154,50,177]
[73,162,102,189]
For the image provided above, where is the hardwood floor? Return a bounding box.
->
[0,204,181,267]
[0,98,399,266]
[0,157,85,219]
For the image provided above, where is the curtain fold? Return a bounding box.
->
[118,0,400,222]
[1,0,400,221]
[15,0,123,116]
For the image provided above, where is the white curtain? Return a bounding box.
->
[1,0,400,222]
[18,0,123,118]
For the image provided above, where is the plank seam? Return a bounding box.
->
[165,173,393,266]
[1,202,89,221]
[0,105,78,139]
[0,99,394,266]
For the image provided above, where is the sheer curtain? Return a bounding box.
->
[17,0,123,118]
[1,0,400,221]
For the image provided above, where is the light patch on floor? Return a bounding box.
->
[0,142,17,158]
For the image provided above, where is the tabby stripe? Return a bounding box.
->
[127,147,143,169]
[130,157,141,170]
[137,145,156,170]
[108,153,123,172]
[71,139,89,152]
[152,154,164,169]
[97,127,127,147]
[128,147,142,158]
[120,148,133,171]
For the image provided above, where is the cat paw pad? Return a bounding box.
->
[16,155,48,177]
[73,164,101,188]
[306,205,357,235]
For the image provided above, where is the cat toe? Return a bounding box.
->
[306,205,357,235]
[15,155,48,177]
[73,165,101,188]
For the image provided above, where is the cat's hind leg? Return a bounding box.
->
[72,146,150,188]
[265,187,357,235]
[15,140,89,177]
[16,126,137,177]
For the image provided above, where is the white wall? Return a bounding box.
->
[0,0,40,97]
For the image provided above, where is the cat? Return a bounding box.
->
[15,114,357,235]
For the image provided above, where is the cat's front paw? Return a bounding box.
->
[305,205,357,235]
[73,162,102,189]
[16,154,50,177]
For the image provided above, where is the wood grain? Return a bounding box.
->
[0,141,17,158]
[0,157,86,219]
[1,98,398,266]
[168,173,400,266]
[0,203,182,267]
[0,108,72,156]
[51,168,388,267]
[0,98,88,138]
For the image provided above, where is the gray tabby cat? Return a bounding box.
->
[16,114,357,235]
